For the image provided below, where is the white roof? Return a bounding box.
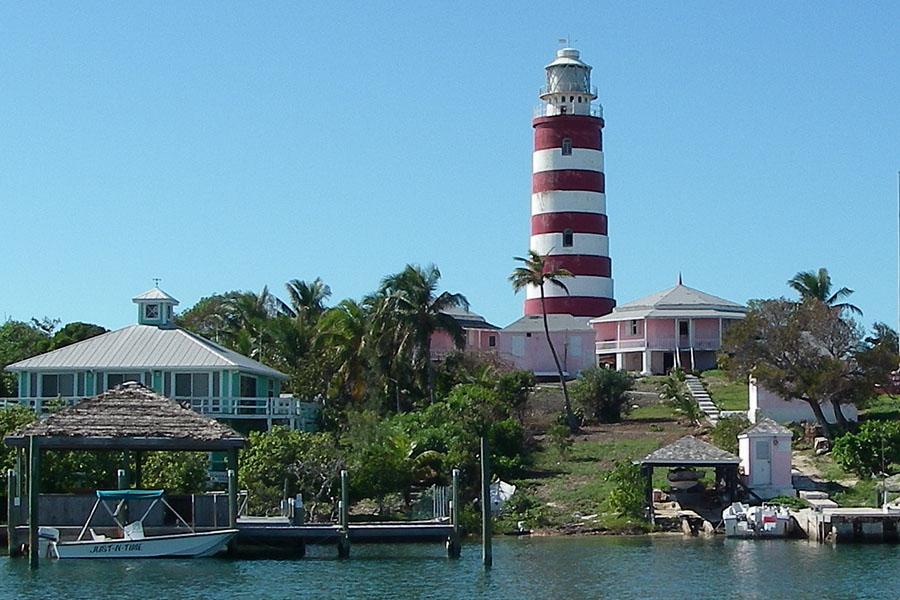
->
[5,324,286,379]
[503,313,593,333]
[591,284,746,323]
[132,287,179,305]
[546,48,590,69]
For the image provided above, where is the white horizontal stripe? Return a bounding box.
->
[530,232,609,256]
[531,191,606,215]
[533,148,603,173]
[525,276,614,299]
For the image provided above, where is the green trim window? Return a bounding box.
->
[174,372,212,397]
[41,373,75,397]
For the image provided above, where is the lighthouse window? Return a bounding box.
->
[569,96,574,102]
[562,229,574,247]
[561,138,572,155]
[577,96,582,103]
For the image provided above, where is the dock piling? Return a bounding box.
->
[227,469,237,529]
[27,436,40,569]
[447,468,461,558]
[338,470,350,558]
[480,437,492,568]
[7,469,18,557]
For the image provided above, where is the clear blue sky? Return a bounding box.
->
[1,2,898,333]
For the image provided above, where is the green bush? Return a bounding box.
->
[832,421,900,478]
[710,415,751,455]
[603,461,647,520]
[240,427,344,516]
[141,452,210,494]
[572,367,633,423]
[547,423,572,459]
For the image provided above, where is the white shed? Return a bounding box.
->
[738,418,795,500]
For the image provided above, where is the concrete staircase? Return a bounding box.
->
[684,375,719,425]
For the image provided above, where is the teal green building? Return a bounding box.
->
[4,288,315,431]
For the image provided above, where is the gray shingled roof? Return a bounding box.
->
[591,284,745,323]
[5,324,286,379]
[4,382,245,450]
[640,436,740,465]
[503,313,593,333]
[741,417,793,437]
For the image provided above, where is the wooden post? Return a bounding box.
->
[226,448,239,528]
[447,468,461,559]
[480,437,492,568]
[117,468,129,525]
[338,469,350,558]
[7,469,18,557]
[641,465,655,525]
[27,436,40,569]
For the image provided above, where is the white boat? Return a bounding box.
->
[39,489,238,559]
[722,502,792,538]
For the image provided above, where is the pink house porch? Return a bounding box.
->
[590,282,746,375]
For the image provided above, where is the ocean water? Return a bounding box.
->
[4,535,900,599]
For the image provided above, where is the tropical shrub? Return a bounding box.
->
[572,367,633,423]
[547,423,572,459]
[603,461,647,520]
[831,420,900,478]
[658,368,701,425]
[710,415,751,455]
[0,406,35,487]
[141,452,210,494]
[240,427,344,516]
[341,411,415,511]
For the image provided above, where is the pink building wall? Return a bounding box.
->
[739,430,794,499]
[430,328,500,359]
[498,330,595,376]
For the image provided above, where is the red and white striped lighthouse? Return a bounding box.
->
[526,46,614,318]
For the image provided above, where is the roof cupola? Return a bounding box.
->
[133,285,179,327]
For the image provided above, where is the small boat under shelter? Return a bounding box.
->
[39,489,237,559]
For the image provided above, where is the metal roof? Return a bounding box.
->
[441,306,501,331]
[591,284,746,323]
[639,436,740,466]
[4,324,287,379]
[502,313,593,333]
[132,287,179,305]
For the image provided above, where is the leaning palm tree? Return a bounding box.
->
[379,264,469,405]
[318,299,369,404]
[788,268,862,316]
[509,250,577,432]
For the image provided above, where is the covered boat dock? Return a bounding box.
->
[637,436,741,525]
[4,382,246,568]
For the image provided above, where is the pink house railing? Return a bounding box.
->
[595,337,721,353]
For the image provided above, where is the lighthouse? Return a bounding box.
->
[526,46,614,318]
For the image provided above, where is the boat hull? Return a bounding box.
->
[53,529,238,559]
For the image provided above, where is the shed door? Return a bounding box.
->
[752,440,771,485]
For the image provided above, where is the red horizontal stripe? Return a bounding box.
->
[533,170,604,193]
[533,115,604,151]
[524,296,615,318]
[542,255,611,277]
[531,212,607,235]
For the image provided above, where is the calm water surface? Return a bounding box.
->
[4,536,900,599]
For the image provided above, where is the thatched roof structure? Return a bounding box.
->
[4,382,245,451]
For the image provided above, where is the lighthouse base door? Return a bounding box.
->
[752,440,771,486]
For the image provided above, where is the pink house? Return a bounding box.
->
[590,281,746,374]
[738,418,794,499]
[430,307,501,360]
[499,314,596,378]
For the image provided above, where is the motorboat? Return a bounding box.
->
[722,502,792,538]
[39,489,238,559]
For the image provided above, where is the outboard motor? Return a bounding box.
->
[37,527,60,559]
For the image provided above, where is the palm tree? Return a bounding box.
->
[509,250,578,432]
[284,277,332,324]
[788,268,862,316]
[379,264,469,404]
[318,299,369,404]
